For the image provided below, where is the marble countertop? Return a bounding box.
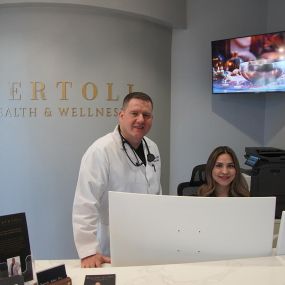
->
[34,255,285,285]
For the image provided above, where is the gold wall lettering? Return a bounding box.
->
[31,81,46,100]
[8,81,134,101]
[0,107,37,118]
[2,81,135,119]
[56,81,72,100]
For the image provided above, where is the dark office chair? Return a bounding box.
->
[177,164,206,196]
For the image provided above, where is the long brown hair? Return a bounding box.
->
[198,146,249,197]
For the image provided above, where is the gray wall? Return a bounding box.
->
[0,0,186,28]
[170,0,284,194]
[264,0,285,146]
[0,4,171,259]
[2,0,285,260]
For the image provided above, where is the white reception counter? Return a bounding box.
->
[35,255,285,285]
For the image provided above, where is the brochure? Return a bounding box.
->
[84,274,115,285]
[0,213,33,283]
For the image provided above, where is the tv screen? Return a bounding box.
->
[212,31,285,94]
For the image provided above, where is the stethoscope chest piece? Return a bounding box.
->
[147,153,155,163]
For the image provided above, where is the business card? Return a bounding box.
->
[84,274,115,285]
[36,264,67,285]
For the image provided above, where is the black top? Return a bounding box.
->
[134,142,146,166]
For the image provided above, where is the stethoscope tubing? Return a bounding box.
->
[118,127,155,167]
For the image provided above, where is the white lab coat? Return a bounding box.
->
[72,126,161,258]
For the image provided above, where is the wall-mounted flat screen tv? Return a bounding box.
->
[212,31,285,94]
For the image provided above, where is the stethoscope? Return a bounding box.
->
[118,126,155,167]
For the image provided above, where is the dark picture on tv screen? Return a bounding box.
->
[212,31,285,94]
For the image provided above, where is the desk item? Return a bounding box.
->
[109,192,276,266]
[34,257,285,285]
[0,213,34,282]
[36,264,67,285]
[244,147,285,218]
[84,274,115,285]
[276,211,285,255]
[49,277,72,285]
[0,275,24,285]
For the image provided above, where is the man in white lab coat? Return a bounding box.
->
[72,92,161,268]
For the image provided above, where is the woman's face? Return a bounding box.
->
[212,153,236,190]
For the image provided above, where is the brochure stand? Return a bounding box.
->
[0,213,35,284]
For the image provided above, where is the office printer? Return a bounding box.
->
[244,147,285,218]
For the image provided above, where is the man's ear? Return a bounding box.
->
[118,110,124,119]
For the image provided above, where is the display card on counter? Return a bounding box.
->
[0,275,24,285]
[39,277,72,285]
[84,274,116,285]
[0,212,34,283]
[36,264,68,285]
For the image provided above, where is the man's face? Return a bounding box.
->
[119,98,153,148]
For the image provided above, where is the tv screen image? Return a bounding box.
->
[212,31,285,94]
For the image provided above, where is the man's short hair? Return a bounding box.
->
[122,92,153,110]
